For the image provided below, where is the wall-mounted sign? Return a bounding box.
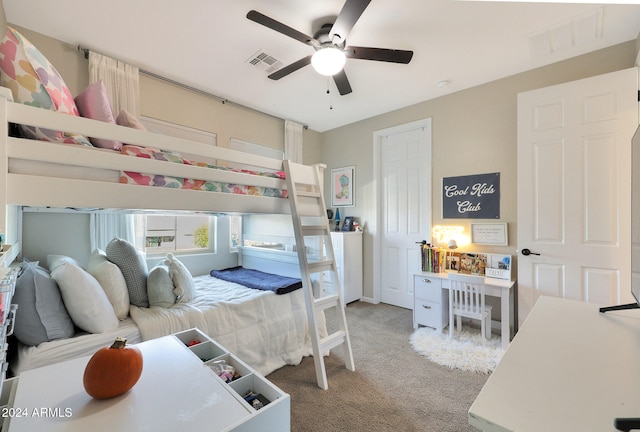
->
[442,172,500,219]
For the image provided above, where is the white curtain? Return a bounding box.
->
[87,52,141,250]
[88,51,140,116]
[89,213,135,251]
[284,120,303,163]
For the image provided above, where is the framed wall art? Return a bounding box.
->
[331,166,355,207]
[470,222,508,246]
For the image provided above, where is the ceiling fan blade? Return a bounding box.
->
[345,46,414,64]
[268,56,313,80]
[247,10,315,46]
[333,70,353,96]
[330,0,371,44]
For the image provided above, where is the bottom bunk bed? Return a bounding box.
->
[11,272,325,377]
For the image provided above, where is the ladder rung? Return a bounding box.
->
[314,293,340,310]
[301,225,329,236]
[321,330,347,352]
[296,190,321,198]
[307,260,334,273]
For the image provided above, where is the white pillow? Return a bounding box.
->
[164,253,195,302]
[51,262,119,334]
[87,249,130,320]
[46,255,81,273]
[147,265,177,308]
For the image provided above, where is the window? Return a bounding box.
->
[229,215,242,251]
[142,214,214,254]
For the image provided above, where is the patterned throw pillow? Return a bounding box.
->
[105,238,149,308]
[0,26,91,146]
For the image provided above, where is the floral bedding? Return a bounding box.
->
[119,145,288,198]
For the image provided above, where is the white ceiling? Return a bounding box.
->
[5,1,640,132]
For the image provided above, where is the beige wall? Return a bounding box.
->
[319,41,638,299]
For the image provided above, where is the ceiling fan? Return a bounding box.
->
[246,0,414,96]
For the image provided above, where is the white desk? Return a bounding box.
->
[414,272,516,350]
[469,296,640,431]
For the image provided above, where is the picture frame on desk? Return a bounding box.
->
[485,254,512,280]
[458,253,487,276]
[341,216,354,231]
[446,253,461,271]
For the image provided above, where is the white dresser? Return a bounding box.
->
[330,231,363,304]
[3,329,290,432]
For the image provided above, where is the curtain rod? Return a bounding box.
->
[77,46,308,129]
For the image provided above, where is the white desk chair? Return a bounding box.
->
[448,273,492,340]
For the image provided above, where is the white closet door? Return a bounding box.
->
[375,119,432,309]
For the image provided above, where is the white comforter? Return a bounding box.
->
[129,275,324,376]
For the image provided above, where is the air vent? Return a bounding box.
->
[247,50,283,74]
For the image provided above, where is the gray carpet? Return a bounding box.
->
[267,301,489,432]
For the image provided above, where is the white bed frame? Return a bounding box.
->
[0,85,315,238]
[0,86,357,390]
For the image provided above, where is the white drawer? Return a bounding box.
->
[414,275,442,302]
[414,300,441,329]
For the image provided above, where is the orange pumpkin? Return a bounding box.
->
[83,337,143,399]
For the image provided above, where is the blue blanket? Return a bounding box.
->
[210,266,302,295]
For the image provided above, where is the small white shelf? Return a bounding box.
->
[0,245,19,269]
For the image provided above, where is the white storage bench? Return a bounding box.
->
[2,328,290,432]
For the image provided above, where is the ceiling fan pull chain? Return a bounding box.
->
[327,77,333,110]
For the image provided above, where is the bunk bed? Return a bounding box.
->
[0,85,331,378]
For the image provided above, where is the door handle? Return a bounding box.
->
[521,248,541,256]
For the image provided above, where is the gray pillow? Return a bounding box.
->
[13,261,74,346]
[147,265,177,308]
[105,238,149,308]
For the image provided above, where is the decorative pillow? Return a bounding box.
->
[116,109,148,131]
[51,261,119,333]
[0,26,91,146]
[105,237,149,308]
[87,249,130,320]
[164,253,195,302]
[12,261,74,346]
[46,254,81,273]
[74,80,122,150]
[147,264,177,308]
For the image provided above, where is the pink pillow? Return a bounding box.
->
[116,109,147,131]
[75,80,122,150]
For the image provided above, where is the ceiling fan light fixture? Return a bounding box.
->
[311,46,346,76]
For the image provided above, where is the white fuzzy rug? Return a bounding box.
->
[409,326,505,374]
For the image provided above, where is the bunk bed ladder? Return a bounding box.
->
[283,160,355,390]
